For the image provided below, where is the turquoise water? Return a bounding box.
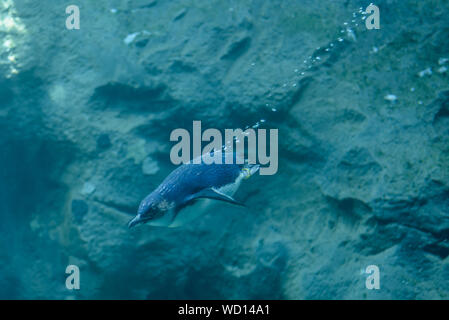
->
[0,0,449,299]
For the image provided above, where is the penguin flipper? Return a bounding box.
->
[188,188,245,207]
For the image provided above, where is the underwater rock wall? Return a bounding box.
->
[0,0,448,299]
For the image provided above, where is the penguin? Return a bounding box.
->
[128,153,259,228]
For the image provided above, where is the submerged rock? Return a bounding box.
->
[71,200,89,224]
[96,134,112,150]
[142,156,160,175]
[1,0,449,299]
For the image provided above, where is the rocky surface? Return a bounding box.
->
[0,0,448,299]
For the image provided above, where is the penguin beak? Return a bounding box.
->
[127,215,142,229]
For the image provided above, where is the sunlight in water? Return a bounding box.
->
[0,0,27,78]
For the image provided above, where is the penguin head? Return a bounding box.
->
[128,192,167,228]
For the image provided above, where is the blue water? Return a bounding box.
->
[0,0,448,299]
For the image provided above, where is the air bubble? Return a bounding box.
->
[438,58,449,65]
[438,66,447,73]
[384,94,397,102]
[418,68,432,77]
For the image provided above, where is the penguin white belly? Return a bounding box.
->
[168,199,212,227]
[147,209,176,227]
[168,174,244,228]
[216,174,243,196]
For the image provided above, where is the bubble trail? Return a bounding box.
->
[222,4,371,154]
